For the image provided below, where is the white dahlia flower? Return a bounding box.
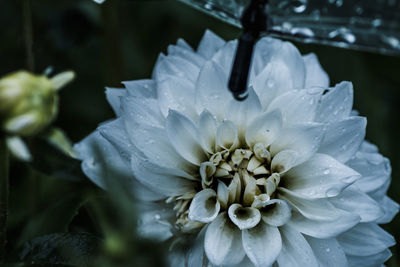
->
[75,30,398,266]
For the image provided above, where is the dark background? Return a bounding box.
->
[1,0,399,266]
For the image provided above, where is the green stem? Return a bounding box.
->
[23,0,34,72]
[0,138,9,261]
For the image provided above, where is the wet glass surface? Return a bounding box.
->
[178,0,400,55]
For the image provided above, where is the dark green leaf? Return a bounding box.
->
[19,232,101,267]
[16,194,86,247]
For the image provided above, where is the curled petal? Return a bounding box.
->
[228,204,261,230]
[261,199,292,227]
[189,189,220,223]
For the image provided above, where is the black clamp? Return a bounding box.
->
[228,0,269,100]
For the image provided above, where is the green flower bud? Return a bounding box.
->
[0,70,74,136]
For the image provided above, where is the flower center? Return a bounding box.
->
[173,142,283,233]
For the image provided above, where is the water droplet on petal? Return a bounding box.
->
[326,188,339,197]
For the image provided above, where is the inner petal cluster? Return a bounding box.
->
[174,140,288,232]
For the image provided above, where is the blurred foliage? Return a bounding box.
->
[0,0,399,266]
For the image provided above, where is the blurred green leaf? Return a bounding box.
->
[17,194,87,247]
[19,232,101,267]
[28,137,85,182]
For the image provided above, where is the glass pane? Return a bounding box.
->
[178,0,400,56]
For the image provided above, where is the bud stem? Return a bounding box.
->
[0,138,9,261]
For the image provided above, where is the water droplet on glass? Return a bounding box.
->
[292,0,307,13]
[290,27,315,38]
[372,18,382,27]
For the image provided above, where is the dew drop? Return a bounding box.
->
[326,188,339,197]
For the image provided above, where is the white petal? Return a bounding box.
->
[315,81,353,123]
[260,199,291,227]
[204,213,246,266]
[303,53,329,88]
[6,136,31,161]
[197,29,226,59]
[266,88,322,126]
[225,87,262,138]
[278,188,346,221]
[157,75,197,119]
[217,181,229,210]
[228,204,261,230]
[245,109,282,148]
[124,122,196,174]
[75,131,162,201]
[288,211,360,239]
[285,153,360,198]
[98,118,133,163]
[376,196,399,224]
[187,227,208,267]
[105,87,126,116]
[337,223,395,256]
[346,249,392,267]
[153,54,200,84]
[347,151,391,194]
[211,40,237,76]
[168,250,186,267]
[216,120,239,151]
[131,152,196,197]
[136,202,174,241]
[242,222,281,267]
[251,37,283,76]
[304,236,347,267]
[167,41,205,67]
[189,189,220,223]
[123,79,157,99]
[330,186,383,222]
[121,95,165,129]
[271,149,300,174]
[166,110,207,165]
[197,110,217,154]
[269,123,325,165]
[277,225,319,267]
[318,116,366,163]
[195,60,231,119]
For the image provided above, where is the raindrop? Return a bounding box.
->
[323,169,330,175]
[326,248,331,253]
[342,175,357,183]
[326,188,339,197]
[154,214,161,220]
